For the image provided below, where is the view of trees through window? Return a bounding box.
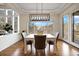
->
[0,9,19,33]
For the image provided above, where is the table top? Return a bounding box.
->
[25,34,56,39]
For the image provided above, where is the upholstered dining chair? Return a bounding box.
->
[47,32,59,54]
[21,32,33,53]
[34,35,46,55]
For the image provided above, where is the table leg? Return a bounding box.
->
[24,39,27,54]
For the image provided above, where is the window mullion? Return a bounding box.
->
[12,10,14,33]
[6,9,8,23]
[18,15,20,33]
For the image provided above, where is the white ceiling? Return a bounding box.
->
[17,3,66,10]
[0,3,72,14]
[15,3,72,14]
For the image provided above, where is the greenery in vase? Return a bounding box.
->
[3,23,13,33]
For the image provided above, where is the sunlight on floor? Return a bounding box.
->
[62,43,70,56]
[71,49,79,56]
[11,49,21,56]
[50,45,54,52]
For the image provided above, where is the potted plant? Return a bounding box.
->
[3,23,13,33]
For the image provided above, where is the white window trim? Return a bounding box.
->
[18,15,20,33]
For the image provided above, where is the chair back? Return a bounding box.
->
[55,32,60,44]
[21,32,27,39]
[34,35,46,49]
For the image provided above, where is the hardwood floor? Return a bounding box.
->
[0,39,79,56]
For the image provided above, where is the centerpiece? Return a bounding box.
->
[36,26,43,35]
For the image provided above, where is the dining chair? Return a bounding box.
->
[21,32,33,53]
[34,35,46,55]
[47,32,59,54]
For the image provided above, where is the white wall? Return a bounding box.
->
[0,33,21,52]
[19,14,29,32]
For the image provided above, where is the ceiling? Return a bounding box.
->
[0,3,72,14]
[15,3,72,14]
[17,3,66,10]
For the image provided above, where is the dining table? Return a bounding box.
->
[23,34,56,54]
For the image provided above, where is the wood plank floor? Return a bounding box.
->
[0,39,79,56]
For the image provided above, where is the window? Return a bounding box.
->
[0,9,6,30]
[0,9,6,16]
[0,9,19,33]
[14,16,18,33]
[73,11,79,44]
[7,9,13,16]
[63,15,69,40]
[7,16,12,25]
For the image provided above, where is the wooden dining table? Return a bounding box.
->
[23,34,56,54]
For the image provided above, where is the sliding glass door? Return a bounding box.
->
[73,11,79,44]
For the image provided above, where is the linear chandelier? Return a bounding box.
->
[30,3,50,21]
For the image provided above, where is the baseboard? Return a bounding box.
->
[60,39,79,49]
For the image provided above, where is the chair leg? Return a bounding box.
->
[31,44,32,53]
[53,45,57,55]
[44,49,45,55]
[49,44,50,51]
[36,49,38,56]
